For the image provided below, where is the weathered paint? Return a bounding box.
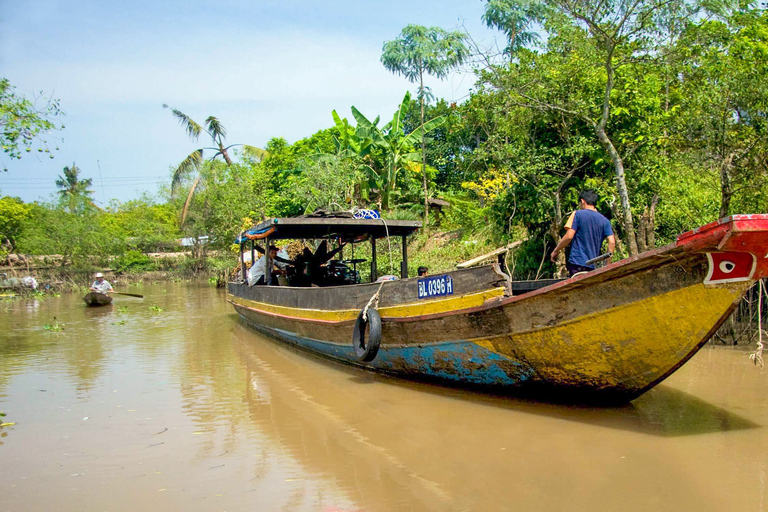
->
[471,281,749,392]
[241,321,534,387]
[228,287,506,323]
[230,215,768,402]
[237,279,748,397]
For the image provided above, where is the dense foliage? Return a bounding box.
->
[1,78,64,169]
[1,4,766,279]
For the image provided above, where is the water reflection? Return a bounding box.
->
[232,321,758,438]
[1,284,766,512]
[231,318,768,512]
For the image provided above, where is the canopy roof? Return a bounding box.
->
[240,217,422,242]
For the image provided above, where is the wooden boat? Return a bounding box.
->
[83,291,113,306]
[228,214,768,403]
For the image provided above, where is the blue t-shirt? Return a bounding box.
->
[568,209,613,268]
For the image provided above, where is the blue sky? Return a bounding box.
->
[0,0,501,204]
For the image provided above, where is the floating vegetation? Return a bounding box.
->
[0,411,14,428]
[149,305,165,312]
[112,320,127,325]
[43,317,64,332]
[117,306,129,313]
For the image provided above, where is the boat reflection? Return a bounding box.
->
[231,322,759,512]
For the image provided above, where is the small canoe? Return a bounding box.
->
[83,292,113,306]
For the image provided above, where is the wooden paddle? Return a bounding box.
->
[110,291,144,298]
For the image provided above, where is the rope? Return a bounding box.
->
[378,217,395,276]
[749,278,765,367]
[362,281,386,322]
[350,208,393,274]
[303,205,394,279]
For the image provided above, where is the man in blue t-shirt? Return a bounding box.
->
[550,190,616,277]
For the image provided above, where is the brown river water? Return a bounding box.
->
[1,282,767,512]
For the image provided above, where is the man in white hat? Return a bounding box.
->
[90,272,113,294]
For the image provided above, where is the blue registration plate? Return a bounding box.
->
[418,275,454,299]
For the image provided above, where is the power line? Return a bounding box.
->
[0,176,168,182]
[97,159,107,206]
[4,182,167,190]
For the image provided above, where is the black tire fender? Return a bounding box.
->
[353,308,381,362]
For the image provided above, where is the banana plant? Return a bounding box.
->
[332,109,376,159]
[331,110,379,202]
[350,92,446,210]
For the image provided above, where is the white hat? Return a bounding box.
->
[95,272,104,278]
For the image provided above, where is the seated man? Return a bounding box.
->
[90,272,113,294]
[248,246,285,286]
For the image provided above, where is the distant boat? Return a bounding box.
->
[83,292,113,306]
[228,214,768,404]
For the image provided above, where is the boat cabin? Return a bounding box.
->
[235,215,563,296]
[237,216,422,287]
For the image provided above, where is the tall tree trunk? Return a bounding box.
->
[647,195,658,248]
[596,46,638,256]
[382,160,394,211]
[719,153,734,219]
[637,215,647,253]
[219,142,233,166]
[634,198,660,254]
[420,68,429,230]
[180,175,200,226]
[608,199,625,256]
[548,167,577,277]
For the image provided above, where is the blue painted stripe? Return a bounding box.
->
[250,323,534,387]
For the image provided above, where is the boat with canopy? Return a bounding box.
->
[228,213,768,403]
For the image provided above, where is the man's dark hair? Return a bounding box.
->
[578,189,598,206]
[417,266,428,276]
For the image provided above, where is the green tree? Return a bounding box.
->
[179,159,281,264]
[281,154,360,214]
[163,104,266,225]
[348,92,447,211]
[483,0,545,54]
[381,25,468,226]
[0,78,64,169]
[56,162,93,198]
[106,195,180,253]
[0,195,31,252]
[482,0,710,255]
[400,99,482,192]
[674,10,768,218]
[18,196,109,266]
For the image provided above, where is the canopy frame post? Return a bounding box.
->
[264,236,272,285]
[371,237,377,282]
[240,235,247,282]
[401,235,408,278]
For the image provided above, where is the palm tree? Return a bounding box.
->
[56,163,93,197]
[381,25,468,226]
[163,104,266,225]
